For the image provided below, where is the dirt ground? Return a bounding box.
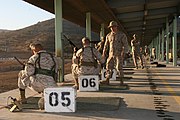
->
[0,59,72,93]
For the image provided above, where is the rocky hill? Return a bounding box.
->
[0,19,99,58]
[0,29,10,32]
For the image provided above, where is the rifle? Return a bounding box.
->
[63,34,78,53]
[14,57,25,69]
[63,34,100,52]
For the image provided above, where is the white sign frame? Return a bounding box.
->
[79,75,99,91]
[44,87,76,112]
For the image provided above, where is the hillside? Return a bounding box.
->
[0,29,10,32]
[0,19,54,52]
[0,19,99,58]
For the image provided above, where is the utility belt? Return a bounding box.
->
[80,61,98,68]
[35,68,55,78]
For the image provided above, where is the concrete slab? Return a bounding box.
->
[0,62,180,120]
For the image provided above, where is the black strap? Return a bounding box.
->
[34,52,56,77]
[80,47,97,67]
[35,68,55,77]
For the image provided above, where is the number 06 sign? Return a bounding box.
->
[79,75,99,91]
[44,87,76,112]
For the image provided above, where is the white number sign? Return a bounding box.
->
[101,69,117,80]
[44,87,76,112]
[79,75,99,91]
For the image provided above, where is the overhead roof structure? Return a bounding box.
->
[24,0,180,46]
[108,0,180,45]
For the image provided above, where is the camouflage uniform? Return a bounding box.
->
[144,46,150,61]
[72,46,104,80]
[151,47,156,60]
[18,50,58,93]
[131,38,144,69]
[144,46,150,56]
[103,31,129,78]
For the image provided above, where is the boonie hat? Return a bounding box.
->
[108,21,118,28]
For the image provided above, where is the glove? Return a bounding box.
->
[73,47,78,53]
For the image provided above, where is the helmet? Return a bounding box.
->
[82,37,90,44]
[108,21,118,28]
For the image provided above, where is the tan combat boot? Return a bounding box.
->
[120,77,124,85]
[73,78,79,90]
[19,89,27,104]
[100,78,110,85]
[38,97,44,110]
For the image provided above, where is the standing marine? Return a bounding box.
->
[101,21,129,85]
[131,34,144,69]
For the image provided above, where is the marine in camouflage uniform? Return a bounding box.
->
[151,47,156,60]
[131,34,144,69]
[18,43,58,104]
[72,37,104,88]
[144,45,150,61]
[101,21,129,85]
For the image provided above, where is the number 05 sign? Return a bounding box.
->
[44,87,76,112]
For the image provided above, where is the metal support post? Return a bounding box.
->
[86,12,91,41]
[100,23,105,38]
[166,17,169,64]
[158,32,161,60]
[54,0,64,82]
[172,15,177,66]
[156,37,158,60]
[161,29,164,61]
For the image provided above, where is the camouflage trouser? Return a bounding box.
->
[18,70,57,93]
[151,53,156,60]
[132,51,144,67]
[106,55,124,78]
[71,63,101,79]
[71,64,79,80]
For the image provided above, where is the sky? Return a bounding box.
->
[0,0,55,30]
